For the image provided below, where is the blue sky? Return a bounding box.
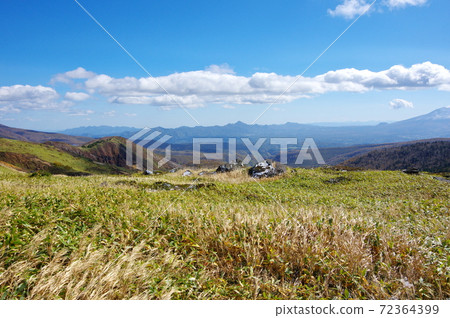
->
[0,0,449,130]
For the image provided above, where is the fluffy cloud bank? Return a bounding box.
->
[329,0,428,19]
[1,62,449,113]
[389,98,414,109]
[0,85,60,112]
[75,62,450,107]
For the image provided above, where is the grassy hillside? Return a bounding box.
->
[0,168,448,299]
[0,162,23,175]
[0,138,131,175]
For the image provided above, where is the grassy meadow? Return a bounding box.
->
[0,168,449,299]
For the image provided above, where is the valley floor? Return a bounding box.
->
[0,168,449,299]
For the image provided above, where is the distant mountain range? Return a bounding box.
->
[1,107,449,172]
[59,126,141,139]
[58,107,450,148]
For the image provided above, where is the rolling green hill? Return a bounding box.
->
[0,136,179,176]
[47,136,179,171]
[0,138,132,175]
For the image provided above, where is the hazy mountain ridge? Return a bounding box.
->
[1,107,449,172]
[57,107,450,148]
[0,124,92,145]
[59,126,141,139]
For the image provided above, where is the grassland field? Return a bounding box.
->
[0,167,449,299]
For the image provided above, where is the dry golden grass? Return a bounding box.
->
[0,168,448,299]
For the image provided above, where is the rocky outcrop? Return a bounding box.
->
[248,160,286,178]
[402,168,420,175]
[433,176,450,183]
[216,161,244,173]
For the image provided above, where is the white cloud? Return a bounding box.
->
[103,110,116,117]
[328,0,372,19]
[65,91,91,101]
[6,62,445,114]
[0,105,20,113]
[389,98,414,109]
[77,62,450,107]
[69,110,94,116]
[321,62,450,90]
[329,0,429,18]
[205,64,235,74]
[384,0,428,9]
[0,85,60,111]
[124,112,137,117]
[51,67,96,84]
